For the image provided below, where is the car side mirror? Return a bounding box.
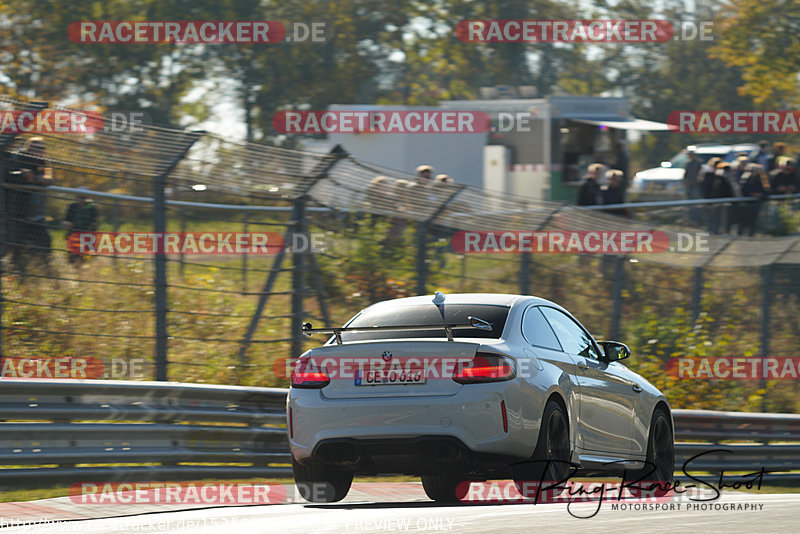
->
[599,341,630,362]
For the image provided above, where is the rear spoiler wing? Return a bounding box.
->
[302,316,492,344]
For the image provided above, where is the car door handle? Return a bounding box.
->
[632,384,642,393]
[577,364,589,371]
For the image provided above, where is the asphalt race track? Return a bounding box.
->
[1,483,796,534]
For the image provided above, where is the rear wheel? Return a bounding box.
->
[292,457,353,503]
[633,409,674,487]
[513,399,571,496]
[421,474,467,503]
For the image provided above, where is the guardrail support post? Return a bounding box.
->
[760,263,772,411]
[153,131,203,381]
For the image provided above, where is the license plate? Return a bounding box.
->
[355,368,426,386]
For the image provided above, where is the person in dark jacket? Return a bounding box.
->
[4,137,53,273]
[601,169,628,217]
[577,163,603,206]
[738,163,768,236]
[771,159,798,194]
[64,189,98,264]
[766,142,786,173]
[703,160,736,234]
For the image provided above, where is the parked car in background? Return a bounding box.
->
[629,143,758,201]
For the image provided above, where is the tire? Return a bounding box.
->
[421,474,467,503]
[513,399,571,497]
[632,409,674,487]
[292,457,353,503]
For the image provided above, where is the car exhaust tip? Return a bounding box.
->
[318,443,360,465]
[423,441,462,463]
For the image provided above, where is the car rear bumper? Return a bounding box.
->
[288,383,532,470]
[302,436,519,476]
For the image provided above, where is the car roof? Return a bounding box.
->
[688,143,757,154]
[363,293,557,310]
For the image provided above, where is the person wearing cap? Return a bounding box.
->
[772,159,799,195]
[601,169,628,217]
[415,165,433,184]
[735,155,750,181]
[64,188,98,264]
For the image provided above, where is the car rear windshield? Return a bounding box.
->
[339,304,509,342]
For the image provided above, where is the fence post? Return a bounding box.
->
[290,197,307,359]
[760,263,772,411]
[416,222,428,295]
[241,211,249,292]
[0,100,48,362]
[153,131,203,381]
[238,145,347,368]
[691,266,703,323]
[419,184,465,296]
[610,255,625,340]
[178,205,186,278]
[519,252,531,295]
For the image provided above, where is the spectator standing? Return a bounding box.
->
[4,136,53,274]
[684,150,703,198]
[767,142,786,173]
[683,150,704,225]
[577,163,603,206]
[772,159,799,194]
[64,189,98,264]
[751,140,770,169]
[415,164,433,184]
[703,160,736,234]
[738,163,768,236]
[601,169,628,217]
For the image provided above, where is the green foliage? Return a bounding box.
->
[623,292,769,412]
[711,0,800,107]
[765,201,800,236]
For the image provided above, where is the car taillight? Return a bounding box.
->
[291,358,330,388]
[452,353,515,384]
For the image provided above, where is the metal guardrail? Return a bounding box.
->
[673,409,800,472]
[0,379,290,483]
[0,380,798,485]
